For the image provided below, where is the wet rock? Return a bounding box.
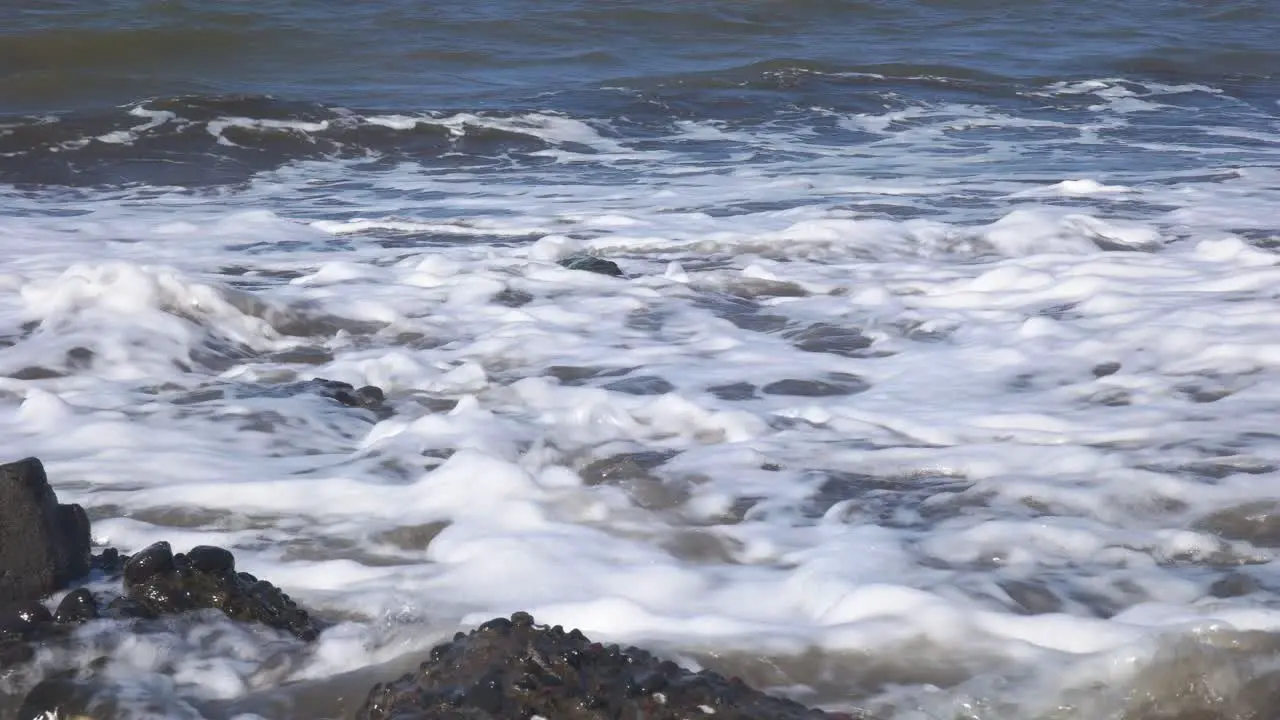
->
[579,452,676,487]
[579,452,685,510]
[1194,501,1280,547]
[7,366,65,380]
[559,255,623,277]
[546,365,632,385]
[493,287,534,307]
[123,540,175,585]
[762,373,870,397]
[1092,361,1121,378]
[53,588,99,624]
[708,382,758,401]
[358,612,843,720]
[601,374,676,396]
[306,377,388,415]
[117,541,322,641]
[0,457,92,606]
[785,323,874,358]
[187,544,235,574]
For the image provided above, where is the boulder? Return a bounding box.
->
[0,457,91,607]
[358,612,853,720]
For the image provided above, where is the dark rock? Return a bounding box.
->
[579,452,675,487]
[785,323,874,358]
[546,365,632,386]
[53,588,98,624]
[1091,361,1121,378]
[0,457,92,606]
[601,375,676,396]
[306,378,389,416]
[708,382,758,401]
[123,541,175,586]
[188,545,236,575]
[121,543,321,642]
[762,373,870,398]
[8,366,65,380]
[356,612,845,720]
[493,287,534,307]
[559,255,623,277]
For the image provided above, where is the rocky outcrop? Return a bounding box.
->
[112,541,322,641]
[0,457,91,607]
[358,612,851,720]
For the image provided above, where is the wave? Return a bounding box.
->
[0,96,638,187]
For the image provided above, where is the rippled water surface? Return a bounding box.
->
[3,1,1280,718]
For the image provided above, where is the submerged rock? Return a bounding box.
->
[358,612,849,720]
[559,255,624,277]
[0,457,91,607]
[1194,500,1280,548]
[305,377,389,416]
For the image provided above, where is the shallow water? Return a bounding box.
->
[3,1,1280,718]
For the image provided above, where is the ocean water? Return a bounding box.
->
[3,1,1280,717]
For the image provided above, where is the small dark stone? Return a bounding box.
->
[123,541,175,586]
[187,545,236,575]
[1092,361,1121,378]
[305,378,390,416]
[602,375,676,396]
[493,287,534,307]
[356,385,385,407]
[559,255,623,277]
[66,346,96,369]
[53,588,98,624]
[8,366,65,380]
[785,323,874,358]
[479,616,513,634]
